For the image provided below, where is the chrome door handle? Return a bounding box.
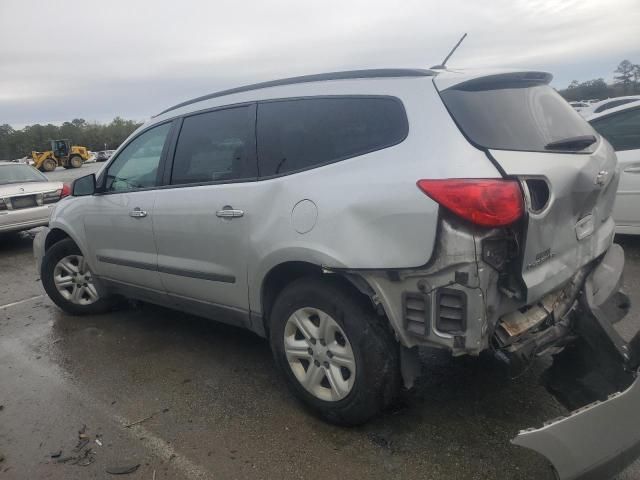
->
[216,209,244,218]
[624,166,640,174]
[129,208,147,218]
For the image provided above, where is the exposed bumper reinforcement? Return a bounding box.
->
[513,244,640,479]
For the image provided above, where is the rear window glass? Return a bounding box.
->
[257,97,407,177]
[0,164,47,185]
[440,83,597,153]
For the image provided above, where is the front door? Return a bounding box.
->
[152,105,256,318]
[83,121,173,291]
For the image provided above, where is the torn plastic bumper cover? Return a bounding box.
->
[513,244,640,480]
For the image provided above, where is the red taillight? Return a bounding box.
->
[417,179,524,227]
[61,183,71,198]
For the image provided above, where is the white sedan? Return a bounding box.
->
[0,162,68,233]
[589,100,640,234]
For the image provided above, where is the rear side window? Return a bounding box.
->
[440,83,597,153]
[590,107,640,151]
[594,99,636,114]
[171,106,255,185]
[257,97,408,177]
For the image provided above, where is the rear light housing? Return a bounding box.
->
[417,179,524,227]
[61,183,71,198]
[41,183,71,204]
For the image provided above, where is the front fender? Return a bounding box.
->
[45,200,93,270]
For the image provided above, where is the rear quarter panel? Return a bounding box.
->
[243,77,502,313]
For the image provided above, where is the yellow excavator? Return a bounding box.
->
[31,139,90,172]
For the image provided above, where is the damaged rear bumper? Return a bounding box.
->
[513,244,640,480]
[513,370,640,480]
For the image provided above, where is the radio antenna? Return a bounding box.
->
[431,33,467,69]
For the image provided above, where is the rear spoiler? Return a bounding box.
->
[436,71,553,92]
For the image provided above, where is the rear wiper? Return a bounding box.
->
[545,135,597,151]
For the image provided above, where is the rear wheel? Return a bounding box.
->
[41,238,113,315]
[41,158,57,172]
[69,155,83,168]
[270,277,400,425]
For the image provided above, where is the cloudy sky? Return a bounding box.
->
[1,0,639,127]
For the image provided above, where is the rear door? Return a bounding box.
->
[436,72,618,302]
[590,105,640,233]
[152,104,256,322]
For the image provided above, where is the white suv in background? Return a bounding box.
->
[589,100,640,234]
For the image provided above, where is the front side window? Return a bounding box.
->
[591,108,640,151]
[105,122,171,192]
[257,97,408,177]
[171,106,255,185]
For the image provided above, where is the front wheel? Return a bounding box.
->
[41,238,114,315]
[270,277,400,425]
[41,158,57,172]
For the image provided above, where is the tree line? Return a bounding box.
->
[559,60,640,101]
[0,117,142,160]
[1,59,638,159]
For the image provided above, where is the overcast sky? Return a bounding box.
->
[1,0,639,127]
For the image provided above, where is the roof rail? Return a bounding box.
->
[155,68,435,117]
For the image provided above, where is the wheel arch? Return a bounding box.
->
[44,227,72,251]
[258,260,379,337]
[43,223,91,267]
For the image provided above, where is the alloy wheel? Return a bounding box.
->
[53,254,99,305]
[284,307,356,401]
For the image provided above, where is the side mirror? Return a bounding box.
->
[72,174,96,196]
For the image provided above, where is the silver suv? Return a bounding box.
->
[34,68,640,479]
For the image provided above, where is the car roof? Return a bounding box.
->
[587,99,640,121]
[154,66,553,121]
[156,68,436,116]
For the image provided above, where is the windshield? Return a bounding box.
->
[440,82,598,153]
[0,164,48,185]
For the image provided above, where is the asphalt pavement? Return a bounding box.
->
[44,161,103,183]
[0,168,639,479]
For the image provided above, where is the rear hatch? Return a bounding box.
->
[435,71,619,303]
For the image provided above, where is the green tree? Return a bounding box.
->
[614,60,635,94]
[0,118,142,160]
[632,64,640,93]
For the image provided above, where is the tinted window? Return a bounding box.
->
[591,108,640,151]
[171,106,255,185]
[257,97,407,176]
[105,122,171,192]
[594,99,636,114]
[440,83,597,153]
[0,164,47,185]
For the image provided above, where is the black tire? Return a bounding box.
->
[41,158,57,172]
[41,238,113,315]
[69,155,83,168]
[270,276,400,426]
